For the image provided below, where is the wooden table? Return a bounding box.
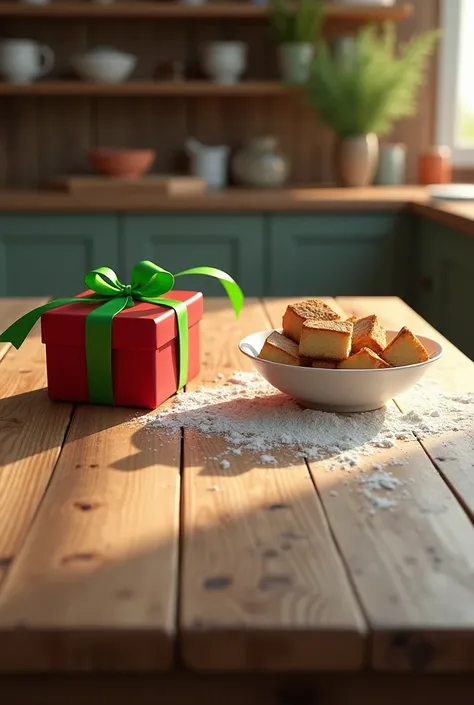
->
[1,296,474,704]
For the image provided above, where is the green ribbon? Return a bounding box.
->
[0,260,243,405]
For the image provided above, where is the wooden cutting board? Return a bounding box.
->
[49,175,207,196]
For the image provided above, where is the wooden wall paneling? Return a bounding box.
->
[92,21,188,173]
[3,98,38,188]
[388,0,439,183]
[0,99,7,187]
[0,2,440,189]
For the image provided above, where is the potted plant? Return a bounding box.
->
[271,0,324,85]
[305,23,439,186]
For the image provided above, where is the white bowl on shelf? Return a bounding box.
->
[70,47,137,84]
[239,329,443,413]
[201,41,247,85]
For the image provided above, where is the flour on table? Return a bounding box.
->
[139,370,474,512]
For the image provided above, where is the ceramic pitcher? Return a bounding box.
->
[186,138,230,189]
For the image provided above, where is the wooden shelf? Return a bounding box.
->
[0,2,413,21]
[0,80,294,96]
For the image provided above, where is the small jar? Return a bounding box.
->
[418,146,453,185]
[375,143,407,186]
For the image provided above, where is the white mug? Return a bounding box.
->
[0,39,55,84]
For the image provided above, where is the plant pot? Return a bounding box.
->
[278,43,314,85]
[334,134,379,187]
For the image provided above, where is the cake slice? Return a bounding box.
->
[299,320,353,361]
[311,360,337,369]
[258,331,301,366]
[382,327,429,367]
[339,347,391,369]
[352,314,386,355]
[282,299,340,343]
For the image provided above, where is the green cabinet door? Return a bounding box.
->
[0,214,119,296]
[268,213,400,296]
[418,219,474,358]
[122,214,264,296]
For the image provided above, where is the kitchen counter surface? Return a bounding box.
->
[0,186,430,213]
[2,186,474,237]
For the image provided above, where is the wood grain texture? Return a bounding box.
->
[337,296,474,521]
[0,1,430,189]
[265,296,474,672]
[180,298,366,671]
[0,404,181,671]
[0,306,73,587]
[0,186,428,212]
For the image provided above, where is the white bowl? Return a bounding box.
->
[71,52,137,83]
[201,41,247,85]
[239,329,443,413]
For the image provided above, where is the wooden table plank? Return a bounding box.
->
[265,297,474,672]
[180,299,366,671]
[0,404,181,671]
[337,297,474,519]
[0,300,75,589]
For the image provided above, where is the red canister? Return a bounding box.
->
[418,146,452,185]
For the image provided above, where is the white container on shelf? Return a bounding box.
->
[186,138,230,189]
[278,43,314,84]
[70,47,137,83]
[0,39,54,84]
[201,42,247,85]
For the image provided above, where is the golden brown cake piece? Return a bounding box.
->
[311,360,337,369]
[299,320,353,361]
[346,315,359,324]
[258,330,301,366]
[382,327,429,367]
[282,299,340,343]
[352,314,386,355]
[339,347,391,369]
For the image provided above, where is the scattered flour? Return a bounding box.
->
[259,454,277,464]
[139,370,474,512]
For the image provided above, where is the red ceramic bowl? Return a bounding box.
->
[88,147,156,178]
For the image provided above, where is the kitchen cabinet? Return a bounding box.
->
[122,214,265,296]
[0,215,119,296]
[267,213,401,296]
[417,219,474,358]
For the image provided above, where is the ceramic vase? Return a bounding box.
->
[232,136,289,188]
[334,133,379,187]
[278,43,314,84]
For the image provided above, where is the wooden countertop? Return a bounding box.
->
[2,187,474,237]
[0,186,430,213]
[1,296,474,684]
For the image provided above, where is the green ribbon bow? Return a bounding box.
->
[0,260,243,405]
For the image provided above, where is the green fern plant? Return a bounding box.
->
[305,23,439,136]
[271,0,324,44]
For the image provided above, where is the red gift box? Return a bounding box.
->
[41,290,203,409]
